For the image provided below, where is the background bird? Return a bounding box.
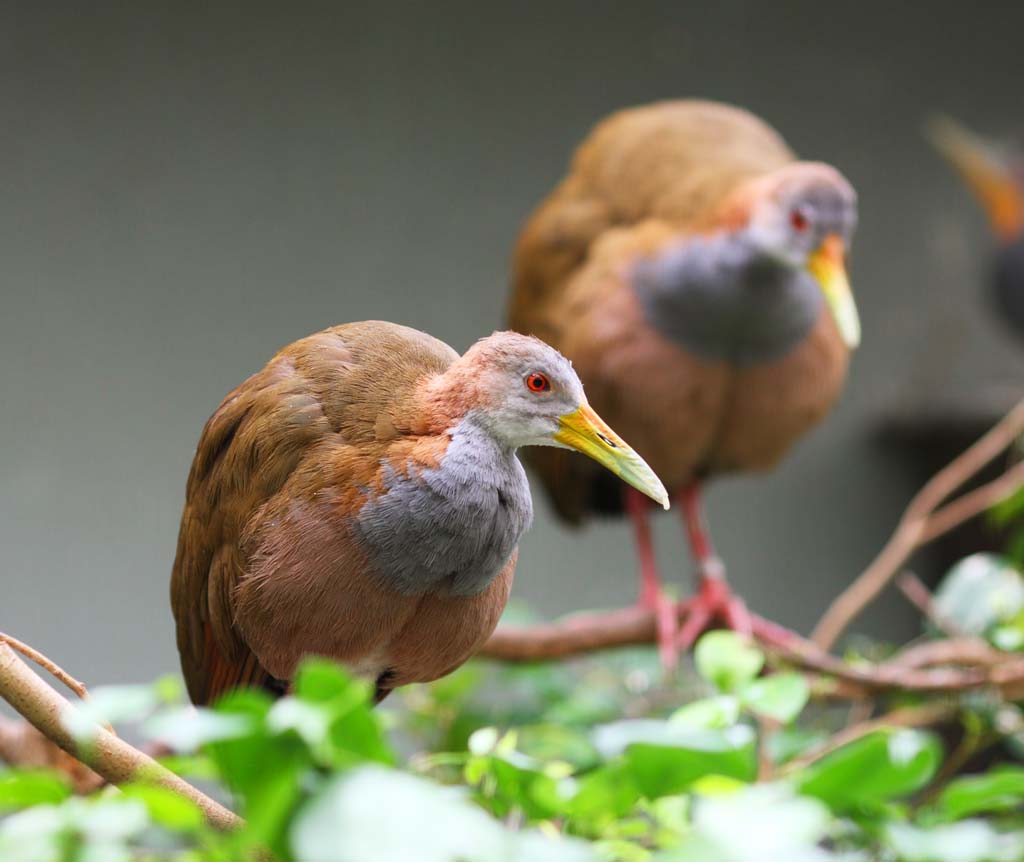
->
[508,99,860,667]
[170,321,666,705]
[928,116,1024,341]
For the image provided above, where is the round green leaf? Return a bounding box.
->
[0,770,71,810]
[797,729,941,811]
[739,674,809,723]
[694,632,765,692]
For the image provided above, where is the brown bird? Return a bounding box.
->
[508,100,860,667]
[928,116,1024,340]
[170,321,667,704]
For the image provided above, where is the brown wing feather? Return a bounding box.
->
[508,99,794,340]
[170,322,458,705]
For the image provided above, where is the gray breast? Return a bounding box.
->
[632,233,823,366]
[352,419,534,597]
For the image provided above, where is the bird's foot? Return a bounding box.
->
[637,587,681,673]
[675,559,753,651]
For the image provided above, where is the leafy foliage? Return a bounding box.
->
[2,568,1024,860]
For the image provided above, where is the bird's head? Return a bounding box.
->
[434,332,669,509]
[738,163,861,349]
[927,115,1024,243]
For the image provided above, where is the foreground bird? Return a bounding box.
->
[509,100,860,667]
[170,321,667,704]
[928,116,1024,340]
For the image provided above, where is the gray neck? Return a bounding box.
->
[353,415,533,597]
[631,232,822,366]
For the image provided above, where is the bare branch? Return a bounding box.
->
[0,641,242,832]
[480,605,1024,698]
[0,632,90,700]
[811,399,1024,650]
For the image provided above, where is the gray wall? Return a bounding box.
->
[2,2,1022,686]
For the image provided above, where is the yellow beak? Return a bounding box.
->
[554,403,669,510]
[807,234,860,349]
[927,115,1024,241]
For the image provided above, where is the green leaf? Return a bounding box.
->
[207,687,310,858]
[62,683,163,741]
[933,553,1024,634]
[268,697,332,749]
[694,631,764,692]
[293,659,371,707]
[764,727,829,766]
[120,783,204,830]
[989,485,1024,527]
[797,729,941,811]
[739,674,809,723]
[0,803,65,860]
[669,696,740,730]
[517,725,600,771]
[886,820,1024,862]
[290,765,594,862]
[488,753,566,819]
[143,706,253,751]
[671,783,832,862]
[290,659,394,767]
[595,720,757,798]
[933,767,1024,820]
[0,770,71,810]
[566,763,641,821]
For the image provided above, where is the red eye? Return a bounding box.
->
[525,372,550,393]
[790,208,810,232]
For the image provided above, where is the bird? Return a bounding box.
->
[928,115,1024,340]
[508,99,860,668]
[170,321,667,705]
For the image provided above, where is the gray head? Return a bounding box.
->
[432,331,668,508]
[633,162,861,361]
[742,162,860,349]
[744,163,857,269]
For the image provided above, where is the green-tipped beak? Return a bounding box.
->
[808,234,860,349]
[554,403,669,510]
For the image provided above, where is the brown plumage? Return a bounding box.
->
[171,321,666,704]
[508,100,860,663]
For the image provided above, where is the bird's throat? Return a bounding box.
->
[352,418,533,597]
[631,233,823,366]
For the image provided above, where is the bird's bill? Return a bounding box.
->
[807,234,861,349]
[554,403,670,510]
[927,115,1023,240]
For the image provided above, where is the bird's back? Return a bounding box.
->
[509,100,795,340]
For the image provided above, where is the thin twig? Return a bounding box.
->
[920,460,1024,544]
[887,637,1009,670]
[0,632,90,699]
[0,641,242,832]
[896,573,963,638]
[811,399,1024,650]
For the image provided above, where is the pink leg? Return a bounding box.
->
[625,488,679,671]
[675,482,753,650]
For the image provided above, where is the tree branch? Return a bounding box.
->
[811,399,1024,650]
[479,605,1024,698]
[0,641,242,832]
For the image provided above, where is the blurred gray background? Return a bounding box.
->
[2,2,1022,687]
